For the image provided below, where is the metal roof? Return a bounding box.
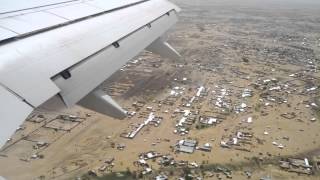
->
[178,145,195,153]
[183,139,197,147]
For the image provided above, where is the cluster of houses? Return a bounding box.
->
[279,158,313,175]
[220,130,253,152]
[121,112,163,139]
[174,139,212,153]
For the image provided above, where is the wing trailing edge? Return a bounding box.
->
[0,85,33,148]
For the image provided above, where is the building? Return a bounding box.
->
[175,139,197,153]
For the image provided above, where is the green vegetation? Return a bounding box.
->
[195,124,209,130]
[254,103,262,112]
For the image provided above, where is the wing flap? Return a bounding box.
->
[53,10,178,107]
[0,85,33,148]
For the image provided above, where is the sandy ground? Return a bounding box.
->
[0,0,320,179]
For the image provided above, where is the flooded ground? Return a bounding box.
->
[0,0,319,179]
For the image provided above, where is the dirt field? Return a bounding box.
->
[0,0,319,179]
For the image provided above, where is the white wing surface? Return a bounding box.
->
[0,0,180,148]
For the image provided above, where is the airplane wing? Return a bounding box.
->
[0,0,180,148]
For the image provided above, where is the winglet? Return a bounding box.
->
[78,89,127,119]
[146,37,181,61]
